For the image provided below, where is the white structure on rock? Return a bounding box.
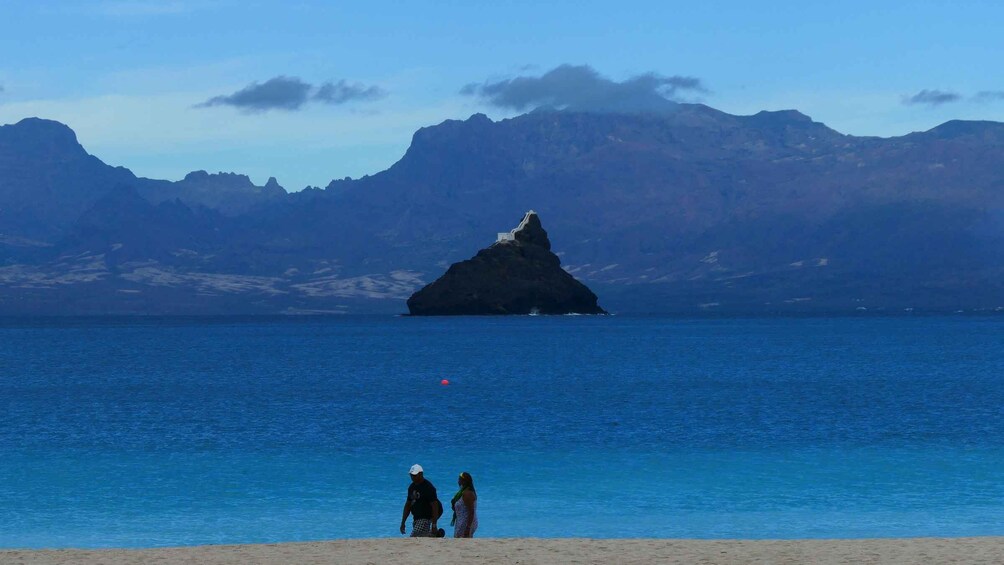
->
[496,210,537,244]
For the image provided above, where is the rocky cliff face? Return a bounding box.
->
[406,212,605,315]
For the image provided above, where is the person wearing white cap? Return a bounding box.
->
[400,464,441,537]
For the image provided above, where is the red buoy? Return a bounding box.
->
[440,379,450,385]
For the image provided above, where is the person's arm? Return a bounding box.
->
[462,491,476,537]
[400,499,412,534]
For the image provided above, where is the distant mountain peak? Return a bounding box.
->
[264,176,283,191]
[11,117,79,138]
[181,170,254,187]
[923,119,1004,141]
[466,112,492,124]
[183,170,211,182]
[153,170,285,214]
[0,117,87,157]
[749,109,813,123]
[742,109,841,134]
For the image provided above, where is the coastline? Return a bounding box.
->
[4,537,1004,565]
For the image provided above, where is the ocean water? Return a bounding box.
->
[1,315,1003,548]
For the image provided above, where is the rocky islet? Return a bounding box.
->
[406,211,606,315]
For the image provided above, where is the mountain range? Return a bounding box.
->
[2,104,1004,315]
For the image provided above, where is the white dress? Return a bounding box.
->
[453,496,478,538]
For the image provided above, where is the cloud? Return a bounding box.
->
[314,80,386,104]
[198,76,384,112]
[973,91,1004,103]
[902,89,962,107]
[460,64,708,114]
[0,84,4,94]
[199,76,311,111]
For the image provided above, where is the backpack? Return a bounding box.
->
[433,499,446,537]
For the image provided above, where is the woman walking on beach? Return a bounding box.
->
[451,472,478,538]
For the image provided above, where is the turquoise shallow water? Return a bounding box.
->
[1,316,1003,547]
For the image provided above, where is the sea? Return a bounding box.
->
[1,315,1003,548]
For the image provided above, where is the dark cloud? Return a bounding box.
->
[198,75,384,112]
[461,64,708,114]
[198,76,312,111]
[973,90,1004,103]
[314,80,386,104]
[902,89,962,107]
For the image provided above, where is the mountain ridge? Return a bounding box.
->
[2,107,1004,315]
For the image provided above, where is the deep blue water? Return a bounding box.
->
[1,316,1003,548]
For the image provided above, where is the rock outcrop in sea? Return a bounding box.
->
[406,211,606,315]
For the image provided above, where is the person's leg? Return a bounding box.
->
[410,519,432,537]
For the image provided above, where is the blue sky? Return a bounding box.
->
[2,0,1003,191]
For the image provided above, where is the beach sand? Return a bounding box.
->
[3,537,1004,565]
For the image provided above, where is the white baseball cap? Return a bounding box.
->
[409,464,424,475]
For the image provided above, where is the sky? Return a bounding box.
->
[2,0,1003,191]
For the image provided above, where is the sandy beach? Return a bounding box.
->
[3,537,1004,565]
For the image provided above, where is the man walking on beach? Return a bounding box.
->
[400,464,440,537]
